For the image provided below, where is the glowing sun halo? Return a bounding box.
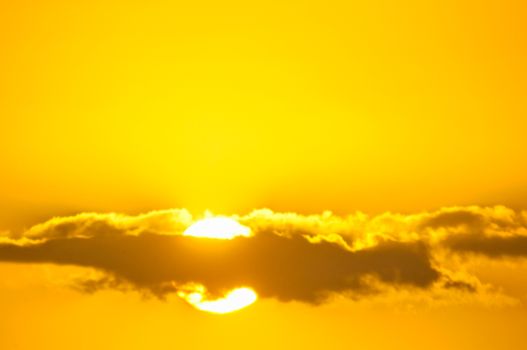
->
[183,217,251,239]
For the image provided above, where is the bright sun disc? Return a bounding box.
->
[177,285,257,314]
[183,217,251,239]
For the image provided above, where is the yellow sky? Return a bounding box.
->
[1,0,526,227]
[1,0,527,349]
[1,259,526,350]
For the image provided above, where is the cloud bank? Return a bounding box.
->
[1,206,526,304]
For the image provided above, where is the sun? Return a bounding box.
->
[177,284,257,314]
[183,216,251,239]
[180,216,256,313]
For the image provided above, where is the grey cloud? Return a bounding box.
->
[0,232,440,303]
[1,205,526,304]
[444,234,527,258]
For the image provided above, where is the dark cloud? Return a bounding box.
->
[442,279,478,293]
[417,207,527,258]
[1,205,526,305]
[444,234,527,258]
[418,207,526,233]
[419,210,484,230]
[0,232,440,303]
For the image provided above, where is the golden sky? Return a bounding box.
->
[1,0,526,349]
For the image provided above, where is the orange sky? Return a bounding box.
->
[1,0,526,349]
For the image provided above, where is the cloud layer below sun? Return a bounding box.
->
[1,206,526,305]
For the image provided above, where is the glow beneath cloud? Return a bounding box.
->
[177,284,257,314]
